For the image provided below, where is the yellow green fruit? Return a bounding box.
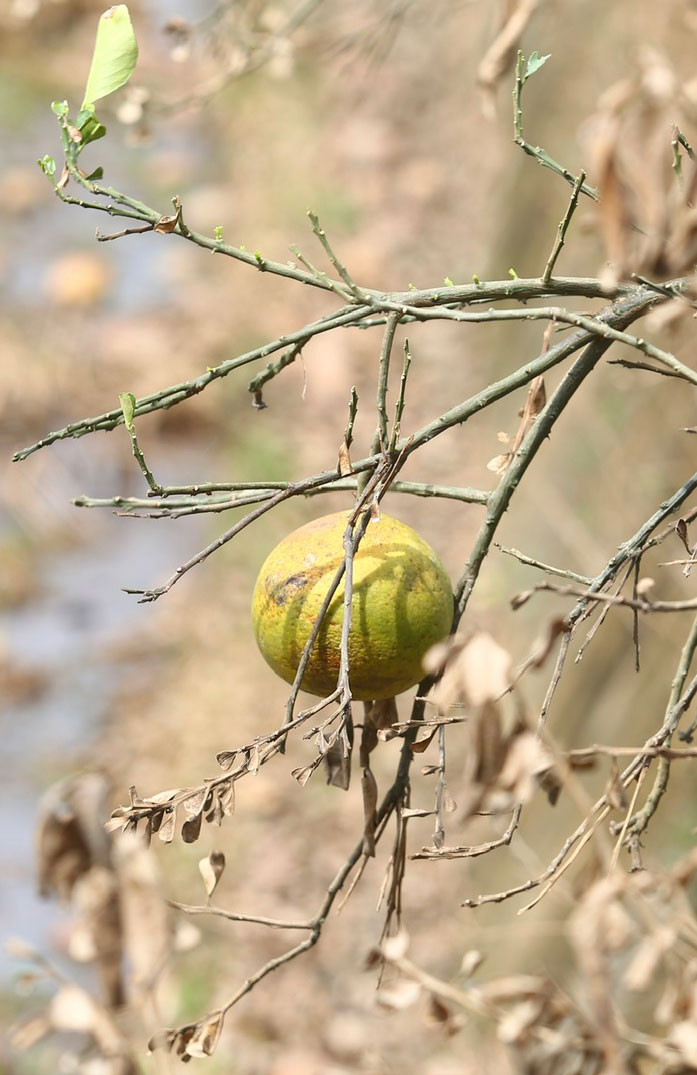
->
[252,510,453,700]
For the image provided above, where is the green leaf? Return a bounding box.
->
[38,155,56,177]
[84,166,104,181]
[51,100,69,117]
[119,391,136,430]
[673,143,683,183]
[524,51,551,81]
[77,107,95,129]
[82,5,138,110]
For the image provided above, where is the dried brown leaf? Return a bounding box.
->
[538,766,563,806]
[655,975,681,1026]
[247,744,261,776]
[49,985,99,1032]
[510,588,534,610]
[491,376,546,478]
[428,631,512,715]
[9,1016,51,1051]
[146,788,180,805]
[198,850,226,899]
[376,979,421,1011]
[677,518,692,555]
[425,994,462,1035]
[366,696,399,731]
[669,1020,697,1067]
[496,998,545,1045]
[154,212,180,234]
[589,111,632,283]
[104,816,128,834]
[148,809,165,836]
[411,727,440,754]
[497,730,553,804]
[473,702,506,786]
[382,929,410,961]
[292,762,319,787]
[624,925,676,991]
[361,766,378,857]
[157,809,177,843]
[487,452,512,477]
[36,772,111,900]
[338,440,353,476]
[459,633,512,706]
[460,949,484,977]
[182,787,208,819]
[528,617,569,669]
[114,832,172,994]
[325,735,352,790]
[185,1014,224,1058]
[364,946,382,970]
[216,750,238,771]
[605,760,626,811]
[216,783,235,820]
[181,812,203,844]
[477,975,547,1004]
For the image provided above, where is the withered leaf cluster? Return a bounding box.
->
[107,777,235,845]
[380,852,697,1074]
[12,775,181,1074]
[585,48,697,287]
[424,631,555,822]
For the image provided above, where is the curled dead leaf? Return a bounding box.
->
[184,1013,224,1058]
[198,850,226,899]
[338,440,353,476]
[376,979,421,1011]
[382,929,410,961]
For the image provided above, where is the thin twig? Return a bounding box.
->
[377,312,400,451]
[626,613,697,839]
[432,725,446,850]
[516,579,697,615]
[73,478,490,517]
[390,339,412,452]
[167,902,313,930]
[307,210,366,302]
[513,51,598,200]
[542,170,586,283]
[344,386,359,450]
[413,805,521,860]
[494,542,591,584]
[247,344,303,407]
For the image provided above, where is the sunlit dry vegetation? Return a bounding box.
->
[5,2,697,1073]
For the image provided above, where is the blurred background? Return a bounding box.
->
[3,0,697,1071]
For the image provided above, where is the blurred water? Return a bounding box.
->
[0,449,207,977]
[1,0,221,980]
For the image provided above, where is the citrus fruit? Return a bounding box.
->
[252,510,453,700]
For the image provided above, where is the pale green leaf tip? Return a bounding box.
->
[119,391,136,429]
[81,4,138,111]
[524,51,551,81]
